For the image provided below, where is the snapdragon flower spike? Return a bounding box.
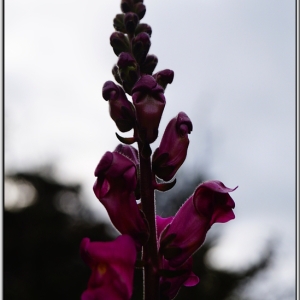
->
[152,112,192,182]
[80,235,136,300]
[156,216,199,300]
[132,75,165,143]
[159,181,237,268]
[102,81,135,132]
[93,144,149,248]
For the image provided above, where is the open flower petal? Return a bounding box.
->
[93,145,149,248]
[159,180,237,267]
[80,235,136,300]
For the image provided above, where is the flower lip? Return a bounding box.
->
[176,112,193,135]
[132,74,163,93]
[80,235,137,300]
[159,180,237,268]
[102,81,119,100]
[94,152,113,176]
[117,52,137,69]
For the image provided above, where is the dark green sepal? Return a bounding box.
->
[113,14,126,33]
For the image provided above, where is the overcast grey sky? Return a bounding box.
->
[5,1,296,298]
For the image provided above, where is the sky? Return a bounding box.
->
[4,0,296,298]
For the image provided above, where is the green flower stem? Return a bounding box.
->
[138,141,160,300]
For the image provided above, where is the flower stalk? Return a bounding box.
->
[138,140,160,300]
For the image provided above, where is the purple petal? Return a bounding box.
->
[160,181,236,267]
[152,112,192,181]
[93,146,149,247]
[156,215,174,238]
[80,235,136,300]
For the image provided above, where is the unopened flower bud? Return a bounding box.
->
[152,112,192,181]
[117,52,140,94]
[121,0,133,13]
[153,69,174,90]
[135,23,152,37]
[140,54,158,75]
[134,2,146,20]
[102,81,135,132]
[132,75,165,143]
[132,32,151,64]
[113,14,126,33]
[110,32,130,56]
[124,12,139,34]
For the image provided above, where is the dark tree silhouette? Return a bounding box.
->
[4,171,115,300]
[4,170,274,300]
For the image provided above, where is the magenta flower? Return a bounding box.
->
[152,112,192,181]
[102,81,135,132]
[93,144,149,248]
[132,75,165,143]
[80,235,136,300]
[159,181,236,267]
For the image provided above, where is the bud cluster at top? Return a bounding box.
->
[103,0,174,146]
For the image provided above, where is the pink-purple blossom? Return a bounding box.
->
[152,112,192,181]
[93,144,149,248]
[159,181,236,268]
[132,75,165,143]
[80,235,136,300]
[102,81,135,132]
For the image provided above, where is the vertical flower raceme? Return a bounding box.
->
[81,0,238,299]
[80,235,137,300]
